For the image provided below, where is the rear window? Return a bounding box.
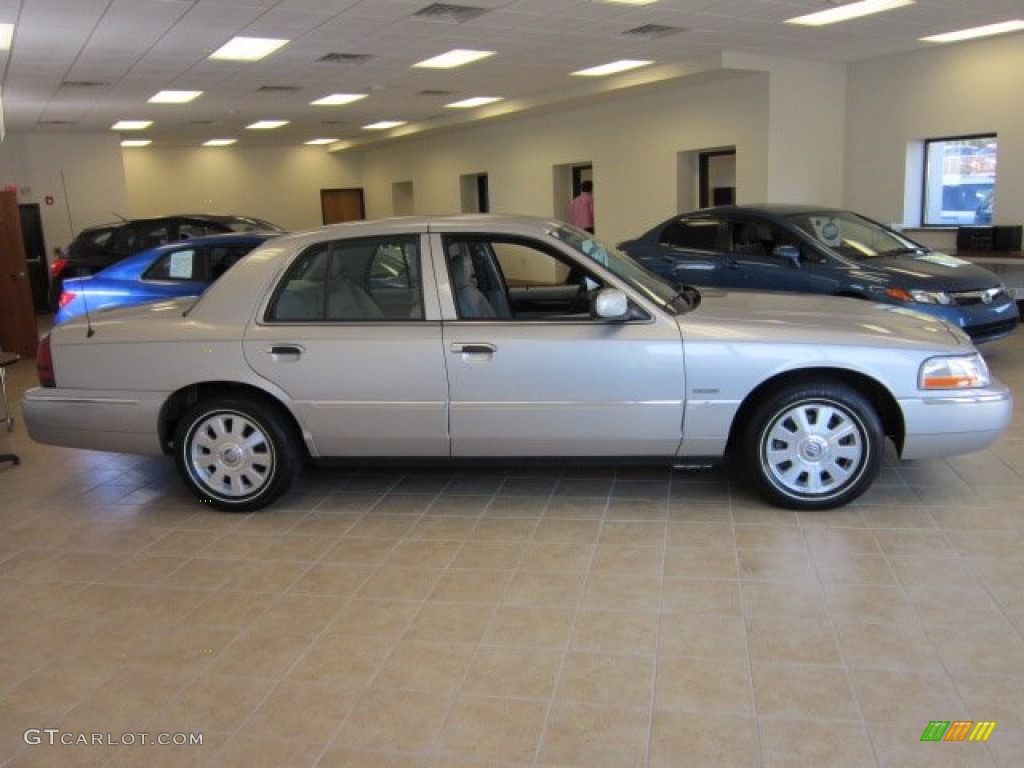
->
[223,217,283,233]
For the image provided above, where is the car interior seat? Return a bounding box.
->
[448,245,497,319]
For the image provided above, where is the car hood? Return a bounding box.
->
[846,250,1004,291]
[681,289,968,349]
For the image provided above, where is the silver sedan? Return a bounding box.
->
[23,215,1013,512]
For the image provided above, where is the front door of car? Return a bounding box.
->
[437,233,686,457]
[719,218,839,294]
[242,233,449,457]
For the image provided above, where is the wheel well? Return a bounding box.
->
[725,368,905,454]
[158,382,307,457]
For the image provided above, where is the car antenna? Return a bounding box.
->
[112,212,128,222]
[81,281,96,338]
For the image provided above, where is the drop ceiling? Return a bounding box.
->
[0,0,1020,148]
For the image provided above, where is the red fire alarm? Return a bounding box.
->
[45,195,54,205]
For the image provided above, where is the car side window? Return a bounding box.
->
[660,218,718,250]
[117,223,170,254]
[444,235,605,321]
[178,221,224,240]
[143,248,201,281]
[727,220,773,257]
[266,235,422,322]
[208,245,251,281]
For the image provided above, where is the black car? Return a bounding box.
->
[49,213,283,309]
[619,204,1019,343]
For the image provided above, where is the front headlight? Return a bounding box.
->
[919,353,990,390]
[884,287,952,305]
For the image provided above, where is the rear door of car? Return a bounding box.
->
[635,216,727,287]
[435,231,686,457]
[242,232,449,458]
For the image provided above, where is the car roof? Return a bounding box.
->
[686,204,845,218]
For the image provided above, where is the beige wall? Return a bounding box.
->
[122,145,364,232]
[845,33,1024,228]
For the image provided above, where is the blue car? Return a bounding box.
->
[619,205,1019,343]
[55,232,279,324]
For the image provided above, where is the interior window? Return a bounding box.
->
[144,248,199,280]
[922,134,996,226]
[267,236,421,322]
[660,218,718,250]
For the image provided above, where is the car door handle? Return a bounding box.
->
[450,343,496,356]
[267,344,304,361]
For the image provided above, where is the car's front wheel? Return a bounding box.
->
[742,382,883,510]
[173,397,299,512]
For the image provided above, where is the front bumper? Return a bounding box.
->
[899,384,1013,459]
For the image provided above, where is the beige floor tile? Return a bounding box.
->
[659,612,747,659]
[851,668,968,726]
[538,701,649,768]
[462,645,562,699]
[649,711,759,767]
[374,639,476,693]
[286,631,393,686]
[752,662,860,720]
[746,615,842,665]
[836,620,945,671]
[503,571,586,606]
[656,655,753,714]
[570,608,659,655]
[238,678,359,741]
[484,604,576,648]
[438,695,548,764]
[336,689,452,752]
[760,718,876,768]
[556,650,654,707]
[662,578,741,615]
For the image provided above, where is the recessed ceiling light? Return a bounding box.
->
[446,96,504,109]
[921,19,1024,43]
[120,140,152,147]
[786,0,914,27]
[246,120,289,130]
[0,23,14,50]
[414,49,494,69]
[304,138,338,145]
[209,36,288,61]
[572,60,653,77]
[111,120,153,130]
[148,90,202,104]
[363,120,407,130]
[311,93,367,106]
[203,139,236,146]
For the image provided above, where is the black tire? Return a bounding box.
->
[173,397,299,512]
[742,381,883,510]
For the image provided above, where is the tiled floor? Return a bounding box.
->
[1,334,1023,767]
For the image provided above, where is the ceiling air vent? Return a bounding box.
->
[318,52,373,64]
[418,89,455,96]
[412,3,489,23]
[257,85,302,92]
[38,120,75,125]
[622,24,686,39]
[60,80,110,88]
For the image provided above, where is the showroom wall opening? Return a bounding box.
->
[460,173,490,213]
[552,162,593,228]
[676,147,736,213]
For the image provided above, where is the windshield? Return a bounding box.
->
[786,211,924,260]
[550,225,686,311]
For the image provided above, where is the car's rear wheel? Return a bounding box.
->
[173,397,298,512]
[742,382,883,510]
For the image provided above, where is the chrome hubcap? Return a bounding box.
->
[188,412,274,499]
[763,401,865,497]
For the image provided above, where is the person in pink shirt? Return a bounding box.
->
[569,180,594,233]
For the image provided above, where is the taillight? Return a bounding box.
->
[58,291,76,309]
[36,334,55,388]
[50,257,68,279]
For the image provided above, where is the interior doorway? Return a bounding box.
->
[698,149,736,208]
[553,162,593,226]
[392,181,414,216]
[19,203,50,313]
[321,188,365,224]
[0,191,39,357]
[460,173,489,213]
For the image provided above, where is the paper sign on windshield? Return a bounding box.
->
[169,250,195,279]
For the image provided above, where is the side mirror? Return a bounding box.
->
[773,244,801,268]
[592,288,630,320]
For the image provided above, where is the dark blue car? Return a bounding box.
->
[55,232,279,324]
[619,205,1019,343]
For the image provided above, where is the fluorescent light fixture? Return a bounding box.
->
[304,138,338,145]
[0,23,14,50]
[362,120,407,130]
[203,139,236,146]
[446,96,504,109]
[572,59,653,77]
[786,0,914,27]
[921,19,1024,43]
[148,90,202,104]
[111,120,152,130]
[120,139,152,147]
[246,120,289,130]
[311,93,367,106]
[414,49,494,69]
[209,36,288,61]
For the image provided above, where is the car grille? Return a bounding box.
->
[965,317,1019,342]
[950,287,1011,306]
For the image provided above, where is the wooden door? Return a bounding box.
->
[321,188,365,224]
[0,191,38,358]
